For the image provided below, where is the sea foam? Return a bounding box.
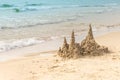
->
[0,38,44,53]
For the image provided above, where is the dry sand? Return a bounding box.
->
[0,32,120,80]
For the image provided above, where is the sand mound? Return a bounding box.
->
[58,24,108,59]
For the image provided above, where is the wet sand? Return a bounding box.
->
[0,31,120,80]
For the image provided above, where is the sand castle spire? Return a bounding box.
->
[81,24,108,55]
[66,30,76,58]
[64,37,67,45]
[70,30,75,46]
[87,24,94,39]
[62,37,68,48]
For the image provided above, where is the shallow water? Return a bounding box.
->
[0,0,120,28]
[0,0,120,52]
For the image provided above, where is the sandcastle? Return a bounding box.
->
[58,24,108,59]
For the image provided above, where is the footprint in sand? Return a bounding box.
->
[112,57,117,60]
[32,60,40,64]
[28,71,38,80]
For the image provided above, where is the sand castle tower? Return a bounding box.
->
[62,37,69,49]
[68,31,75,58]
[58,24,108,59]
[58,31,82,58]
[58,37,69,58]
[81,24,108,56]
[70,30,75,47]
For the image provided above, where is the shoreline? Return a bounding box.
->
[0,31,120,80]
[0,28,120,62]
[0,18,120,53]
[0,24,119,46]
[1,0,120,79]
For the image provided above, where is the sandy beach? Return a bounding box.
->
[1,0,120,80]
[0,31,120,80]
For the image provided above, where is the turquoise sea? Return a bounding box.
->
[0,0,120,52]
[0,0,119,28]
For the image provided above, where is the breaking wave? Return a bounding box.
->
[0,38,44,53]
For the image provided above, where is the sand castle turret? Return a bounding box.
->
[58,37,69,58]
[58,31,82,58]
[87,24,94,39]
[81,24,108,56]
[58,24,108,59]
[62,37,68,49]
[62,37,69,55]
[70,30,75,47]
[68,31,75,58]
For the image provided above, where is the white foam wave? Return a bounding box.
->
[0,38,44,53]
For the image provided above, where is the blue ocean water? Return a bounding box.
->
[0,0,120,53]
[0,0,119,28]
